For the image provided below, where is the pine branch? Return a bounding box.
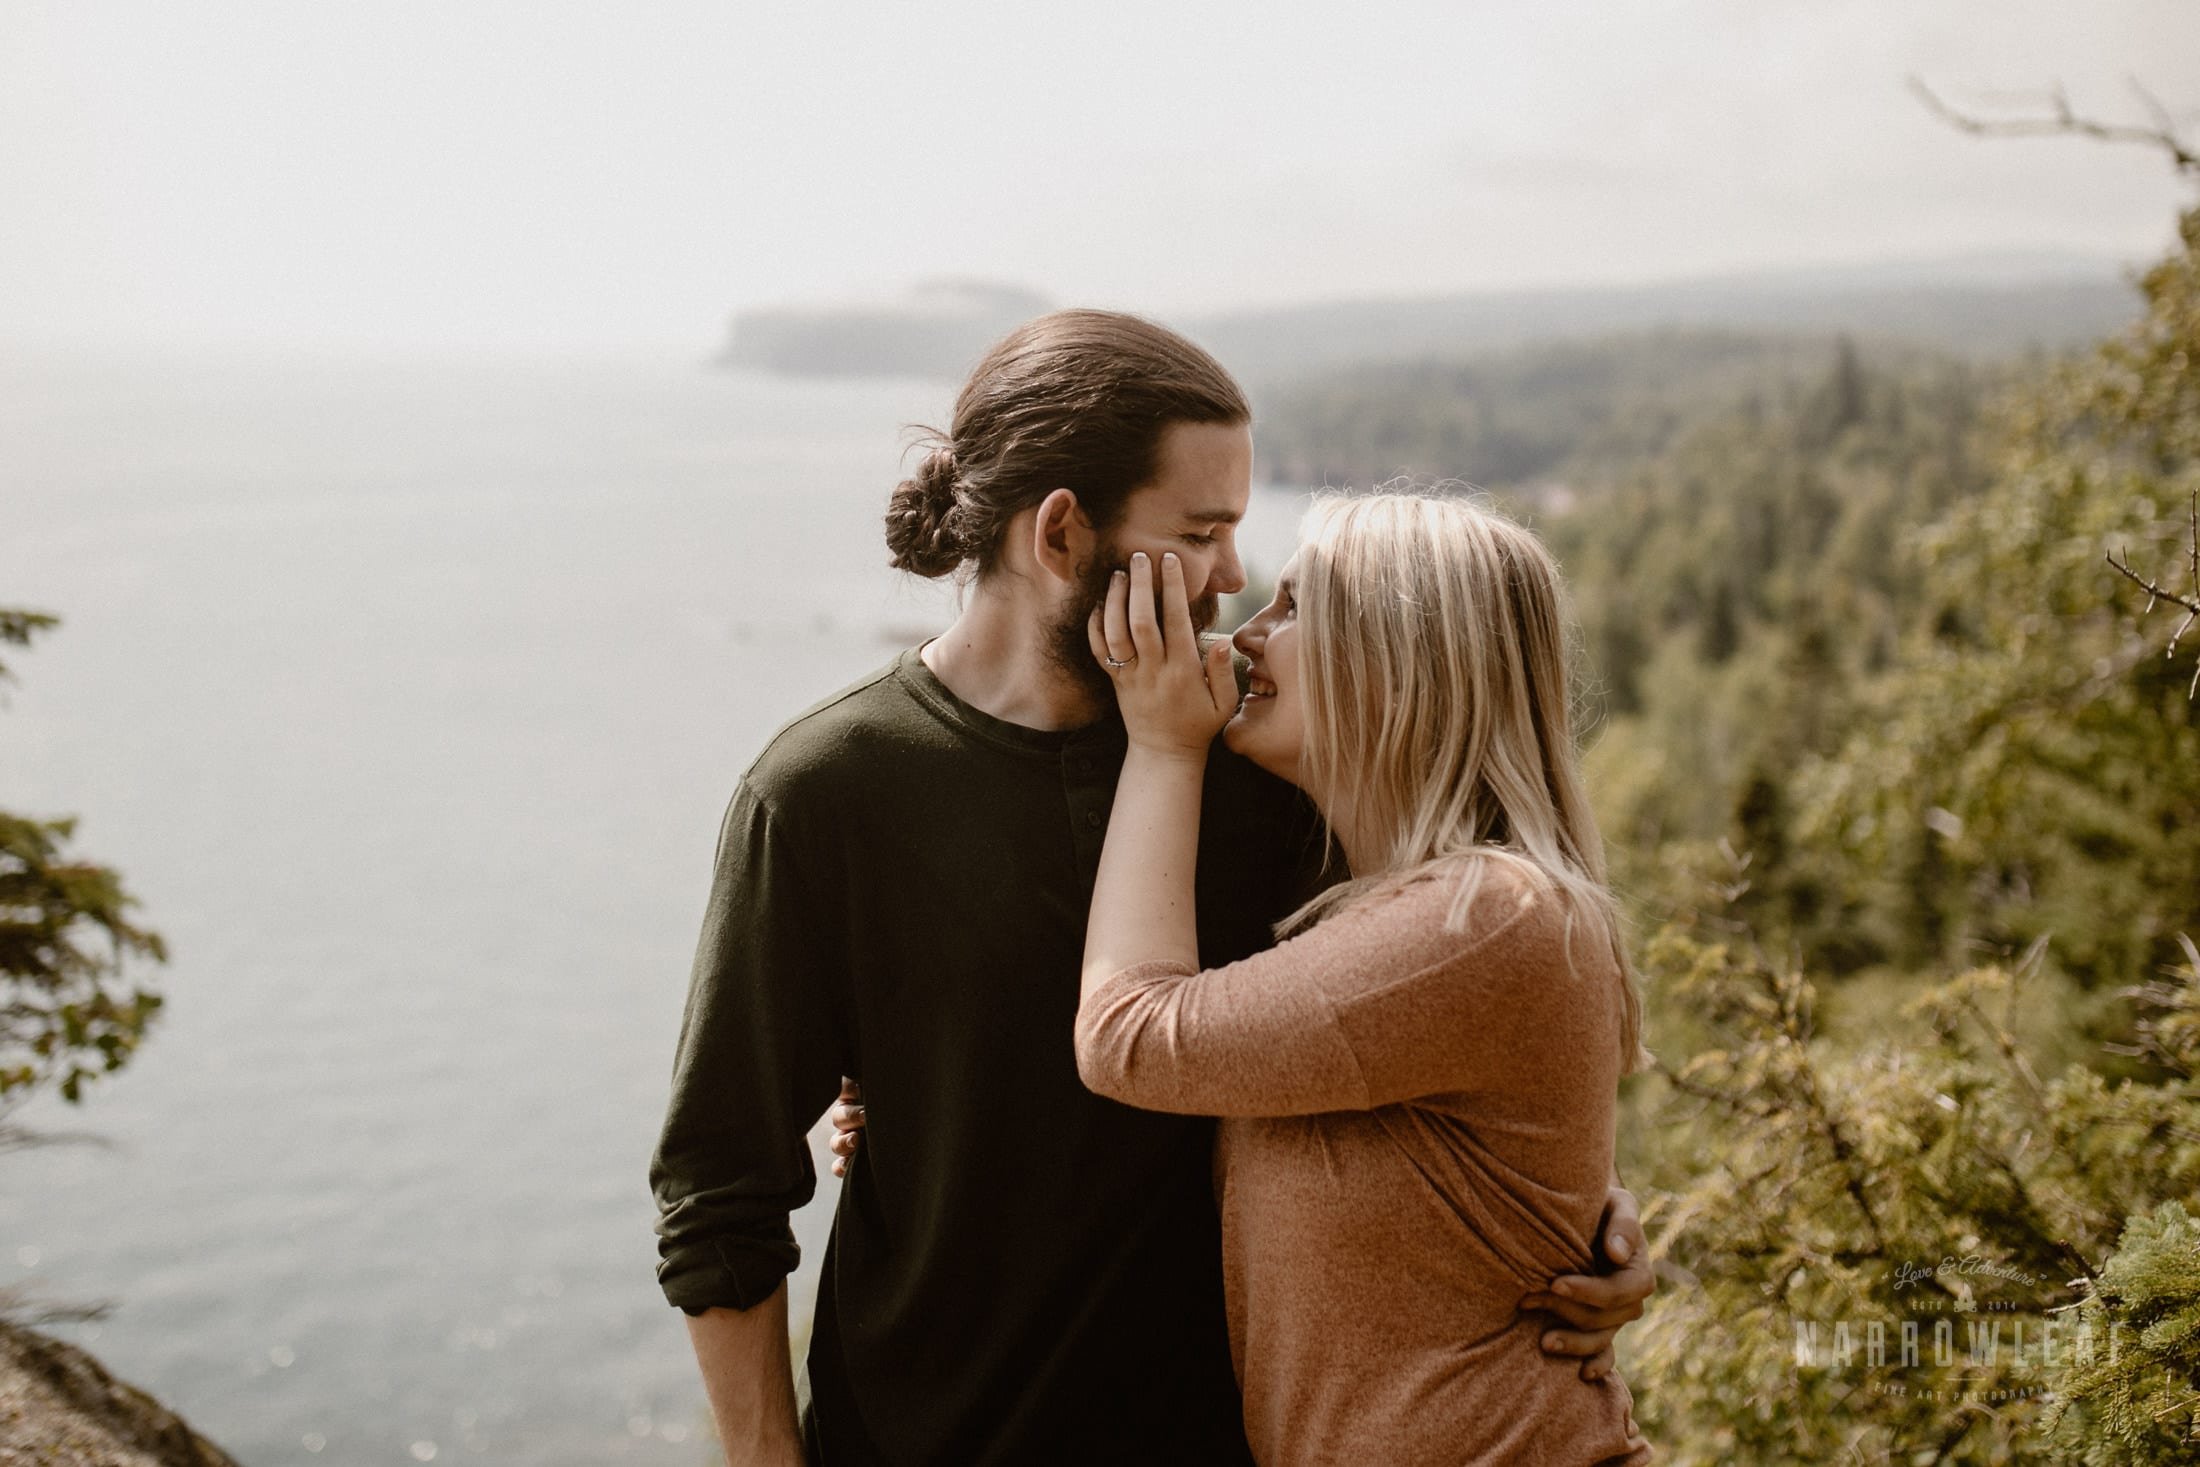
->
[0,608,61,689]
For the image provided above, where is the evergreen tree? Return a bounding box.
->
[0,610,166,1125]
[1798,335,1869,449]
[1698,581,1742,665]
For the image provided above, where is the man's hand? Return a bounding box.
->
[827,1077,864,1178]
[1518,1183,1654,1381]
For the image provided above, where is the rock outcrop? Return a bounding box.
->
[0,1321,238,1467]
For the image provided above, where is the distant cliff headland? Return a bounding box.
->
[716,280,1053,378]
[712,255,2138,382]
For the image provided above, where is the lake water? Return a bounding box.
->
[0,351,1311,1465]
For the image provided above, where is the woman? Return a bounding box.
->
[1074,491,1653,1466]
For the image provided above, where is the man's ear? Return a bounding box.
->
[1029,488,1093,587]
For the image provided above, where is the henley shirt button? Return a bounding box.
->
[1084,810,1103,830]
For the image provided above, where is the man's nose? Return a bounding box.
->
[1209,543,1248,598]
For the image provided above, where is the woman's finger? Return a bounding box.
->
[829,1101,866,1132]
[1088,603,1111,668]
[1204,633,1238,717]
[1126,553,1162,663]
[1579,1344,1617,1383]
[828,1130,857,1157]
[1102,567,1133,665]
[1159,552,1193,657]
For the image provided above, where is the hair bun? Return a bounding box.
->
[886,442,966,578]
[915,445,956,498]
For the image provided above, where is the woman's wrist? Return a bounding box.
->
[1122,738,1212,771]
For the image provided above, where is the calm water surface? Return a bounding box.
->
[0,350,1308,1465]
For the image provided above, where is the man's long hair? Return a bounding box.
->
[884,309,1249,579]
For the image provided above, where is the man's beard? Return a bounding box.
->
[1046,538,1220,711]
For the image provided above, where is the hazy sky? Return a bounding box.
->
[5,1,2196,352]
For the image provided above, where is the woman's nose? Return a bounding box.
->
[1231,616,1263,658]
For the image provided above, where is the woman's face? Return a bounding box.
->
[1223,550,1305,786]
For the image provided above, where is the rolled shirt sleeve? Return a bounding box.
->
[649,777,848,1313]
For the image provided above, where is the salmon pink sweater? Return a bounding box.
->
[1076,858,1653,1467]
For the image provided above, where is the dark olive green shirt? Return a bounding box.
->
[649,645,1327,1466]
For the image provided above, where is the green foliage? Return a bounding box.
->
[2045,1200,2200,1464]
[1793,210,2200,988]
[1622,899,2199,1465]
[1603,208,2200,1462]
[2039,939,2200,1463]
[0,611,166,1111]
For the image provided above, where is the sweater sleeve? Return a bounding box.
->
[648,778,849,1313]
[1073,866,1555,1118]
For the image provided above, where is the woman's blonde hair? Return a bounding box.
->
[1281,488,1648,1073]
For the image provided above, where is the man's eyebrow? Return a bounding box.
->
[1177,508,1243,526]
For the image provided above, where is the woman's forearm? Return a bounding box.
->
[1081,746,1208,1001]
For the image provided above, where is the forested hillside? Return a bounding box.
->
[1252,328,1999,502]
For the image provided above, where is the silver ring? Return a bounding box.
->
[1103,655,1135,669]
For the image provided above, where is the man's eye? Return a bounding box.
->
[1182,533,1216,547]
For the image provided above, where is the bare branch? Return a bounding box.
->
[2104,551,2197,620]
[1909,75,2200,175]
[2106,490,2200,699]
[2128,76,2183,139]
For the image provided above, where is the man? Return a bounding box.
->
[650,309,1653,1464]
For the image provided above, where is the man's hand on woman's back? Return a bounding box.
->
[1518,1184,1655,1381]
[828,1077,865,1178]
